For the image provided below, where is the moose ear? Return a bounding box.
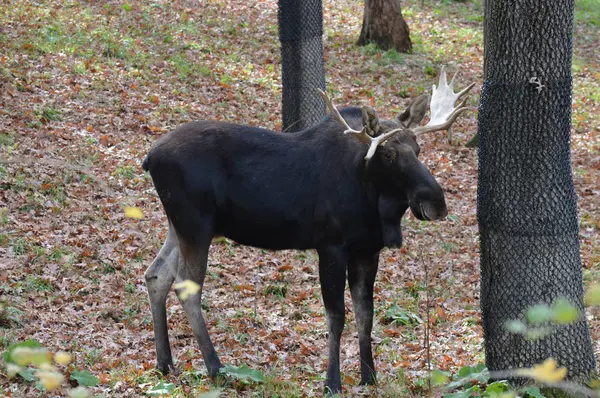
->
[397,94,429,128]
[361,106,381,137]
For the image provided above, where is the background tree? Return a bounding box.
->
[477,0,595,379]
[357,0,412,53]
[278,0,326,132]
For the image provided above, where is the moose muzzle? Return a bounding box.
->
[408,179,447,221]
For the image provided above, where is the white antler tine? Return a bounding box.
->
[318,88,355,133]
[447,103,469,122]
[439,65,448,88]
[318,88,372,144]
[457,82,476,99]
[450,69,459,87]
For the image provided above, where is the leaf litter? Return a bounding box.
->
[0,0,598,396]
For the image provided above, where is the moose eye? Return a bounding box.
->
[382,149,395,163]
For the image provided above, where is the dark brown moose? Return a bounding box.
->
[142,67,474,394]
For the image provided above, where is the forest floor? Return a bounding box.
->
[0,0,598,396]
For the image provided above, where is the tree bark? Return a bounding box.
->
[357,0,412,53]
[477,0,596,380]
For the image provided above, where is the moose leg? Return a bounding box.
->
[145,223,178,373]
[317,246,348,395]
[174,229,223,379]
[348,251,379,385]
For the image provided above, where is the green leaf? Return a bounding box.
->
[70,369,99,387]
[484,380,508,394]
[522,385,546,398]
[505,320,527,334]
[446,379,469,391]
[444,385,481,398]
[446,365,489,391]
[584,284,600,306]
[457,365,476,378]
[19,367,36,382]
[220,364,264,383]
[525,304,552,324]
[122,4,132,11]
[447,214,460,223]
[385,304,422,326]
[456,364,489,382]
[69,386,90,398]
[430,369,450,386]
[146,382,176,396]
[551,298,579,324]
[525,326,552,340]
[3,339,43,364]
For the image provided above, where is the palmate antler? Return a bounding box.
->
[319,66,475,159]
[413,66,475,136]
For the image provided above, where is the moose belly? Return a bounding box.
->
[215,198,314,251]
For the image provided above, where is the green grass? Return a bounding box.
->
[0,303,24,328]
[575,0,600,25]
[0,133,14,147]
[24,276,53,293]
[113,165,138,179]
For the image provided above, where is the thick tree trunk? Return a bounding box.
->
[357,0,412,53]
[477,0,595,380]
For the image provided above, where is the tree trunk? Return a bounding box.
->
[477,0,595,380]
[357,0,412,53]
[278,0,326,132]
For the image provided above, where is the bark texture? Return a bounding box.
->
[357,0,412,53]
[477,0,596,378]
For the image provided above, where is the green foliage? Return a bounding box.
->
[551,299,579,324]
[526,304,554,324]
[264,284,287,298]
[146,381,176,396]
[3,339,46,384]
[445,364,490,390]
[220,363,265,383]
[0,133,14,147]
[506,297,581,340]
[523,386,546,398]
[4,339,98,395]
[0,302,24,328]
[70,369,99,387]
[3,339,43,364]
[37,106,62,123]
[24,276,53,293]
[435,364,546,397]
[575,0,600,25]
[384,304,422,327]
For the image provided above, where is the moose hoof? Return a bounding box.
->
[156,362,176,375]
[213,369,235,388]
[359,375,377,386]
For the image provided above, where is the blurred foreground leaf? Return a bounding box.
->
[124,206,144,219]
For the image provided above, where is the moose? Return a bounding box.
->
[142,67,474,394]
